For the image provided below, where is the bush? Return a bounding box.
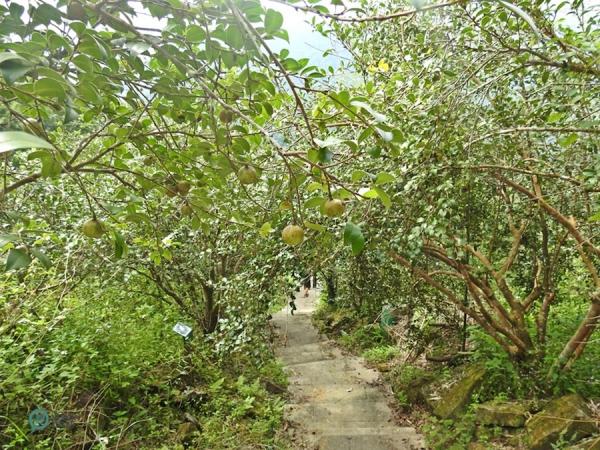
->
[339,323,392,352]
[362,345,400,364]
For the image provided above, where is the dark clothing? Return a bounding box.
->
[302,276,311,289]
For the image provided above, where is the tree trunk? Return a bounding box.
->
[201,284,219,334]
[325,275,336,303]
[550,291,600,375]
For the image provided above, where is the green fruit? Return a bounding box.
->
[176,180,191,195]
[180,203,193,216]
[238,165,259,185]
[67,1,87,21]
[219,109,234,124]
[81,219,105,239]
[165,185,178,198]
[282,225,304,246]
[323,199,345,217]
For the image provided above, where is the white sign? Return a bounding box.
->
[172,322,193,339]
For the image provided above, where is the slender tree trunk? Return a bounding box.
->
[551,291,600,374]
[325,275,336,303]
[201,284,219,334]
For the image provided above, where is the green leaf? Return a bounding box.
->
[5,248,31,271]
[125,212,152,224]
[317,148,333,163]
[0,132,54,154]
[0,53,33,83]
[31,248,52,268]
[343,222,365,255]
[304,197,326,208]
[41,156,62,178]
[186,25,205,42]
[0,234,19,247]
[588,211,600,222]
[265,9,284,34]
[113,231,128,259]
[304,221,326,232]
[362,189,379,199]
[34,77,66,100]
[259,222,272,237]
[375,171,395,185]
[373,187,391,208]
[350,100,388,123]
[558,133,578,148]
[546,111,563,123]
[352,170,369,182]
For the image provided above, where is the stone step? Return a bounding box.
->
[318,432,426,450]
[285,401,394,427]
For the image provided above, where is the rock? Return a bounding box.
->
[176,422,198,443]
[433,365,486,419]
[475,401,529,428]
[264,379,286,395]
[506,429,528,448]
[526,394,598,450]
[566,436,600,450]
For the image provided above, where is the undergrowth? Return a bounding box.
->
[0,283,288,449]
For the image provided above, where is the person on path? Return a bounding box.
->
[302,273,311,297]
[286,274,298,315]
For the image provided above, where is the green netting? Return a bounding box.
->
[380,305,397,328]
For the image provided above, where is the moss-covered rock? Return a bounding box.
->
[475,401,529,428]
[566,436,600,450]
[433,365,486,419]
[176,422,198,443]
[526,394,598,450]
[388,365,436,405]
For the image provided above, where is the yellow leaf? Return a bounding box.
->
[378,59,390,72]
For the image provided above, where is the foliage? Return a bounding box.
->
[422,411,483,450]
[362,344,400,365]
[0,0,599,446]
[0,277,287,449]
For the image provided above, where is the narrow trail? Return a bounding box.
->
[272,289,425,450]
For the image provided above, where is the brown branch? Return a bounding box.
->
[524,60,600,77]
[469,126,600,146]
[495,174,600,260]
[272,0,459,23]
[227,1,316,145]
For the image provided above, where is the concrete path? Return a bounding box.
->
[272,289,425,450]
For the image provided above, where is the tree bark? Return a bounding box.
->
[551,291,600,374]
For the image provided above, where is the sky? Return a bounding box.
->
[262,0,349,69]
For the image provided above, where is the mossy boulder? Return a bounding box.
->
[475,401,529,428]
[388,365,436,405]
[526,394,598,450]
[176,422,198,443]
[433,365,486,419]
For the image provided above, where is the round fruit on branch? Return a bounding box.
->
[176,180,191,195]
[81,219,106,239]
[238,165,259,185]
[219,109,234,124]
[323,199,345,218]
[282,224,304,246]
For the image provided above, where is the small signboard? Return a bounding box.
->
[173,322,193,340]
[29,407,50,432]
